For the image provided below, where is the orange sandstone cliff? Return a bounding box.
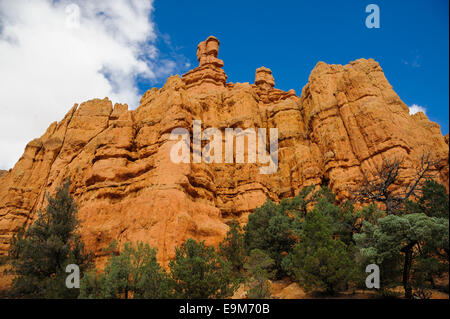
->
[0,36,448,266]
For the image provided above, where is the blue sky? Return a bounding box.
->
[148,0,449,134]
[0,0,448,169]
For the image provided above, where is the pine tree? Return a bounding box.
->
[244,249,274,299]
[79,241,173,299]
[404,179,449,219]
[169,239,238,299]
[219,220,246,275]
[290,200,355,295]
[8,180,92,298]
[355,213,448,299]
[244,199,296,277]
[355,179,449,299]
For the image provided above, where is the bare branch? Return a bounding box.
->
[355,153,438,214]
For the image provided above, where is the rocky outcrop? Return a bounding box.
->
[299,59,449,198]
[0,36,448,267]
[182,36,227,93]
[0,170,6,179]
[255,67,275,90]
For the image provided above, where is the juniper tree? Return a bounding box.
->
[355,178,449,299]
[8,180,92,298]
[355,213,448,299]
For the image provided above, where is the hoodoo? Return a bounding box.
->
[0,36,448,271]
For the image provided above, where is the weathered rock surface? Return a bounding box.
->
[0,36,448,267]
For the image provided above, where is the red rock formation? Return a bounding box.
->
[255,67,275,90]
[182,36,227,93]
[0,36,448,269]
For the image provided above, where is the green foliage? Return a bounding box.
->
[244,249,274,299]
[312,186,336,205]
[219,220,246,276]
[7,180,92,298]
[79,241,173,299]
[321,199,385,247]
[8,178,445,299]
[169,239,238,299]
[289,185,317,218]
[355,178,449,298]
[290,202,355,295]
[410,255,439,299]
[244,186,316,277]
[355,213,449,298]
[357,204,386,225]
[404,179,449,219]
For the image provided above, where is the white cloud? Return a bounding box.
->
[0,0,179,169]
[408,104,427,115]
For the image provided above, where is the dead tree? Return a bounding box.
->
[356,153,439,215]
